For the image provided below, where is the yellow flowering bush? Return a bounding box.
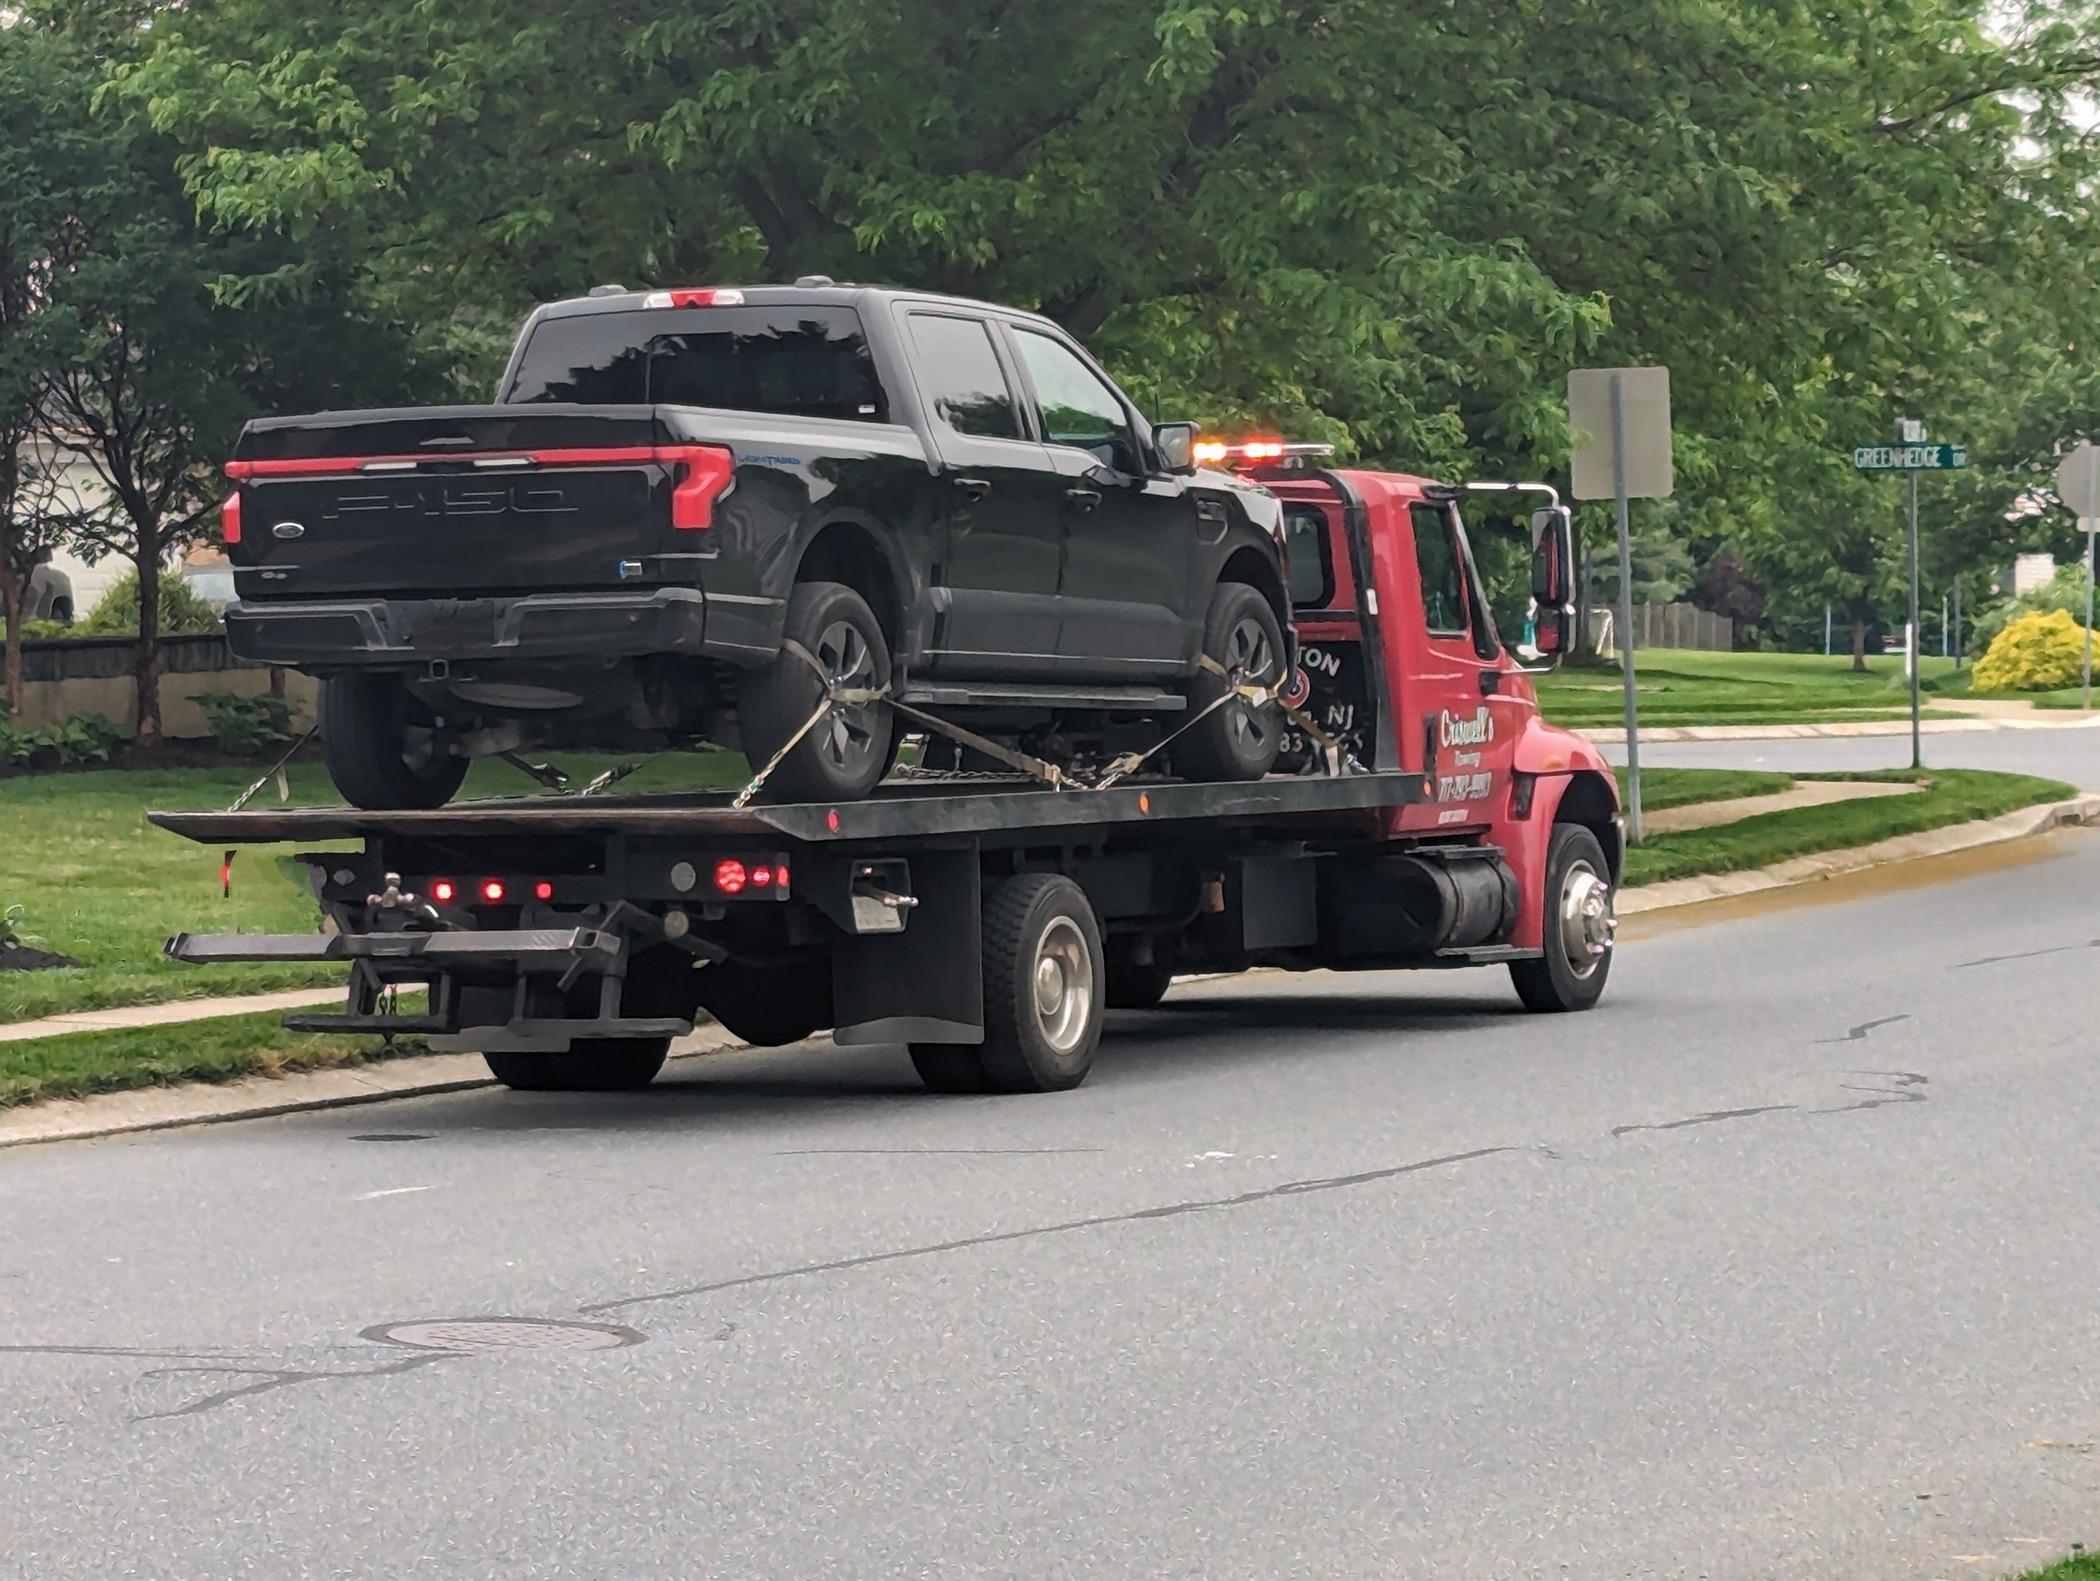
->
[1973,608,2091,692]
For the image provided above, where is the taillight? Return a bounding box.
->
[667,446,736,530]
[430,879,457,904]
[534,881,554,901]
[714,860,747,895]
[710,856,791,898]
[220,491,242,546]
[480,879,507,903]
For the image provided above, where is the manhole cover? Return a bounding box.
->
[363,1317,644,1353]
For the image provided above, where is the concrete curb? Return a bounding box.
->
[7,797,2097,1148]
[1617,792,2100,915]
[0,1023,747,1152]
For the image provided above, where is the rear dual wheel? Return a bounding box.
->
[910,873,1103,1095]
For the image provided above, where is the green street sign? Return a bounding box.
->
[1852,443,1968,472]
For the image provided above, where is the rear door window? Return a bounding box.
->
[505,306,888,422]
[905,313,1024,439]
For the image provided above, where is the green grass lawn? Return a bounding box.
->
[1622,766,1793,811]
[0,748,745,1025]
[1621,768,2073,888]
[2010,1557,2100,1581]
[0,1008,427,1109]
[1538,647,1958,728]
[1926,668,2100,711]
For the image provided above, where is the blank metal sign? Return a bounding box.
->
[1568,366,1673,501]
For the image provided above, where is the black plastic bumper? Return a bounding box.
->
[223,587,711,668]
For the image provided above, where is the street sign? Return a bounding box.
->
[1569,367,1673,501]
[2056,441,2100,518]
[1852,443,1968,472]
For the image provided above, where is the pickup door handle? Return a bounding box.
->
[1065,486,1104,511]
[952,476,993,501]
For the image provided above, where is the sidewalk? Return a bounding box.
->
[1584,710,2100,744]
[0,986,343,1046]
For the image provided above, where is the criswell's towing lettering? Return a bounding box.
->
[1434,707,1495,804]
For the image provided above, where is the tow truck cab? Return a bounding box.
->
[1243,453,1623,955]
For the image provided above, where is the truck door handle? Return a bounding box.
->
[1478,670,1503,696]
[953,476,993,501]
[1065,486,1103,511]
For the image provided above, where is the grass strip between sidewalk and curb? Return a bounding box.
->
[0,1009,428,1110]
[2009,1556,2100,1580]
[1619,769,2076,888]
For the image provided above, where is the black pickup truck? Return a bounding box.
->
[221,281,1293,808]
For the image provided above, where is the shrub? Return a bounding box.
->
[1968,565,2089,657]
[0,707,132,768]
[1973,608,2092,692]
[193,690,301,756]
[76,569,223,636]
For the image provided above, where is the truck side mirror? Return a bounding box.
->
[1153,421,1198,477]
[1529,505,1574,658]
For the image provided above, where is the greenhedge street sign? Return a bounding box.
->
[1852,443,1968,471]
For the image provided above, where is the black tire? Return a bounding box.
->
[1104,956,1173,1010]
[320,672,469,810]
[908,1045,990,1094]
[1509,824,1616,1013]
[483,1037,670,1092]
[694,960,831,1048]
[1175,581,1286,783]
[916,872,1103,1094]
[740,581,895,803]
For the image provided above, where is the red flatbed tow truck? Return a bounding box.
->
[154,448,1621,1096]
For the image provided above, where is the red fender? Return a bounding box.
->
[1502,722,1621,951]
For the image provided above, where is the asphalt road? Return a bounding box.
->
[7,832,2100,1579]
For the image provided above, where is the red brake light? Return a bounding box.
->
[534,881,554,901]
[430,879,457,904]
[481,879,507,903]
[220,490,242,546]
[750,866,773,889]
[714,859,748,895]
[667,445,735,530]
[645,287,746,309]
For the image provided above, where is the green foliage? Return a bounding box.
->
[0,706,131,768]
[1972,608,2092,692]
[1968,564,2090,657]
[192,689,300,756]
[75,569,223,636]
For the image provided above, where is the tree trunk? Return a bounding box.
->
[134,530,163,746]
[0,566,22,720]
[268,664,286,700]
[1850,614,1868,673]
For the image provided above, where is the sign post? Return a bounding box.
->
[1569,366,1673,844]
[1854,424,1966,770]
[2056,442,2100,711]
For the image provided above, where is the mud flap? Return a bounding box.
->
[830,845,983,1046]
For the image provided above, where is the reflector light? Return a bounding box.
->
[644,288,746,309]
[534,881,555,901]
[431,880,457,903]
[774,862,790,889]
[220,491,242,546]
[480,879,507,903]
[714,859,748,895]
[750,866,773,889]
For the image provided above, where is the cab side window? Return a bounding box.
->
[1012,329,1139,474]
[1284,506,1333,610]
[906,313,1023,439]
[1410,503,1468,636]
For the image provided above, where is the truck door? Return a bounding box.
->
[904,310,1064,677]
[1396,498,1518,831]
[1006,325,1195,677]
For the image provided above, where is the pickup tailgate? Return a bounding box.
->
[226,405,731,597]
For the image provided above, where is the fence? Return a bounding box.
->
[1590,601,1735,656]
[10,631,317,738]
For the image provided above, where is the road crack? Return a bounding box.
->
[1818,1014,1909,1045]
[1611,1105,1795,1139]
[1954,937,2100,970]
[580,1145,1518,1316]
[132,1352,457,1422]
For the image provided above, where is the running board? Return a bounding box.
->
[897,681,1187,712]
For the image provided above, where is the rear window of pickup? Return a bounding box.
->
[504,305,890,423]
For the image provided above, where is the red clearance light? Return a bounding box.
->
[750,866,773,889]
[430,879,457,903]
[534,881,554,901]
[220,490,242,546]
[714,859,748,895]
[481,879,507,903]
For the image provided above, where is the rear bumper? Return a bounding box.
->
[225,588,716,668]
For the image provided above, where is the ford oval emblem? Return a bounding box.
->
[271,521,306,540]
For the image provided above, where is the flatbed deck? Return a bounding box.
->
[147,770,1427,846]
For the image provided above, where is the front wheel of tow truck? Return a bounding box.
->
[1509,824,1616,1013]
[320,672,469,811]
[910,873,1104,1095]
[483,1037,671,1092]
[1174,582,1286,783]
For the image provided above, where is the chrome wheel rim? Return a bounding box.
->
[1221,616,1277,750]
[1031,915,1094,1055]
[814,618,884,776]
[1556,860,1615,981]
